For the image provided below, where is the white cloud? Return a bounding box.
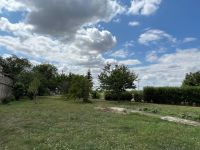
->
[15,0,124,37]
[128,21,140,27]
[0,17,34,33]
[128,0,162,16]
[138,29,176,45]
[109,49,129,58]
[145,51,158,62]
[183,37,197,43]
[118,59,141,65]
[132,48,200,88]
[0,0,26,12]
[2,53,12,58]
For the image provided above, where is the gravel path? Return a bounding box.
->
[95,106,200,127]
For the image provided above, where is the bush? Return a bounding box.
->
[13,82,25,100]
[1,96,15,104]
[132,90,143,102]
[91,90,100,99]
[143,86,200,106]
[105,91,132,101]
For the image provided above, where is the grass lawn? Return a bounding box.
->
[0,96,200,150]
[97,100,200,122]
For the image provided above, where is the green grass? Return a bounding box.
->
[0,97,200,150]
[96,100,200,122]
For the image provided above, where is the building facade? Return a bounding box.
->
[0,67,13,101]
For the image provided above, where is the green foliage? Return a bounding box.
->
[99,63,137,94]
[99,63,136,101]
[182,71,200,87]
[32,64,58,95]
[86,69,93,88]
[0,55,32,100]
[13,82,25,100]
[143,87,200,105]
[105,91,132,101]
[67,75,91,102]
[1,96,15,104]
[28,77,41,100]
[0,55,31,79]
[91,90,101,99]
[132,90,143,102]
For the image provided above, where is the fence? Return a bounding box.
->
[0,71,13,101]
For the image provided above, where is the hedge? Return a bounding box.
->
[143,86,200,105]
[105,91,132,101]
[132,90,143,102]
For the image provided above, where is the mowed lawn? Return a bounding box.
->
[0,97,200,150]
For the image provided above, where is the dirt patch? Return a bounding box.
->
[95,106,200,127]
[161,116,200,126]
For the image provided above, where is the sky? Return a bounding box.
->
[0,0,200,89]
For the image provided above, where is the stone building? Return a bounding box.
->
[0,66,13,101]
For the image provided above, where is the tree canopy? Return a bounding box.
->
[182,71,200,87]
[98,63,138,93]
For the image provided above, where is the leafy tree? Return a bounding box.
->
[32,64,58,95]
[67,74,91,102]
[0,55,31,78]
[28,77,41,103]
[98,63,138,94]
[182,71,200,87]
[0,55,32,100]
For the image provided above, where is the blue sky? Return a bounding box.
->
[0,0,200,88]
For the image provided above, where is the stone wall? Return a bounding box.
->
[0,72,13,101]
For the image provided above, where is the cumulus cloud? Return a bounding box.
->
[128,21,140,27]
[0,0,26,12]
[14,0,124,37]
[0,17,33,33]
[128,0,162,16]
[0,28,116,65]
[138,29,176,45]
[132,48,200,88]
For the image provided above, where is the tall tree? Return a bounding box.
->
[182,71,200,87]
[32,64,58,95]
[98,63,138,93]
[86,69,93,90]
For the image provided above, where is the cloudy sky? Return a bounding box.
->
[0,0,200,88]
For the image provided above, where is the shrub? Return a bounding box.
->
[105,91,132,101]
[132,90,143,102]
[91,90,100,99]
[13,82,25,100]
[1,96,15,104]
[143,86,200,106]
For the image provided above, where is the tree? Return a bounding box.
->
[182,71,200,87]
[0,55,32,100]
[0,55,31,78]
[28,77,41,103]
[98,63,138,93]
[86,69,93,91]
[32,64,58,95]
[67,74,91,102]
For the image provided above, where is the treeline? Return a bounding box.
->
[133,71,200,106]
[0,55,92,103]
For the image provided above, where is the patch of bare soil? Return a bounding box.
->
[95,106,200,127]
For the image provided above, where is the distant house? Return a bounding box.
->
[0,66,13,101]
